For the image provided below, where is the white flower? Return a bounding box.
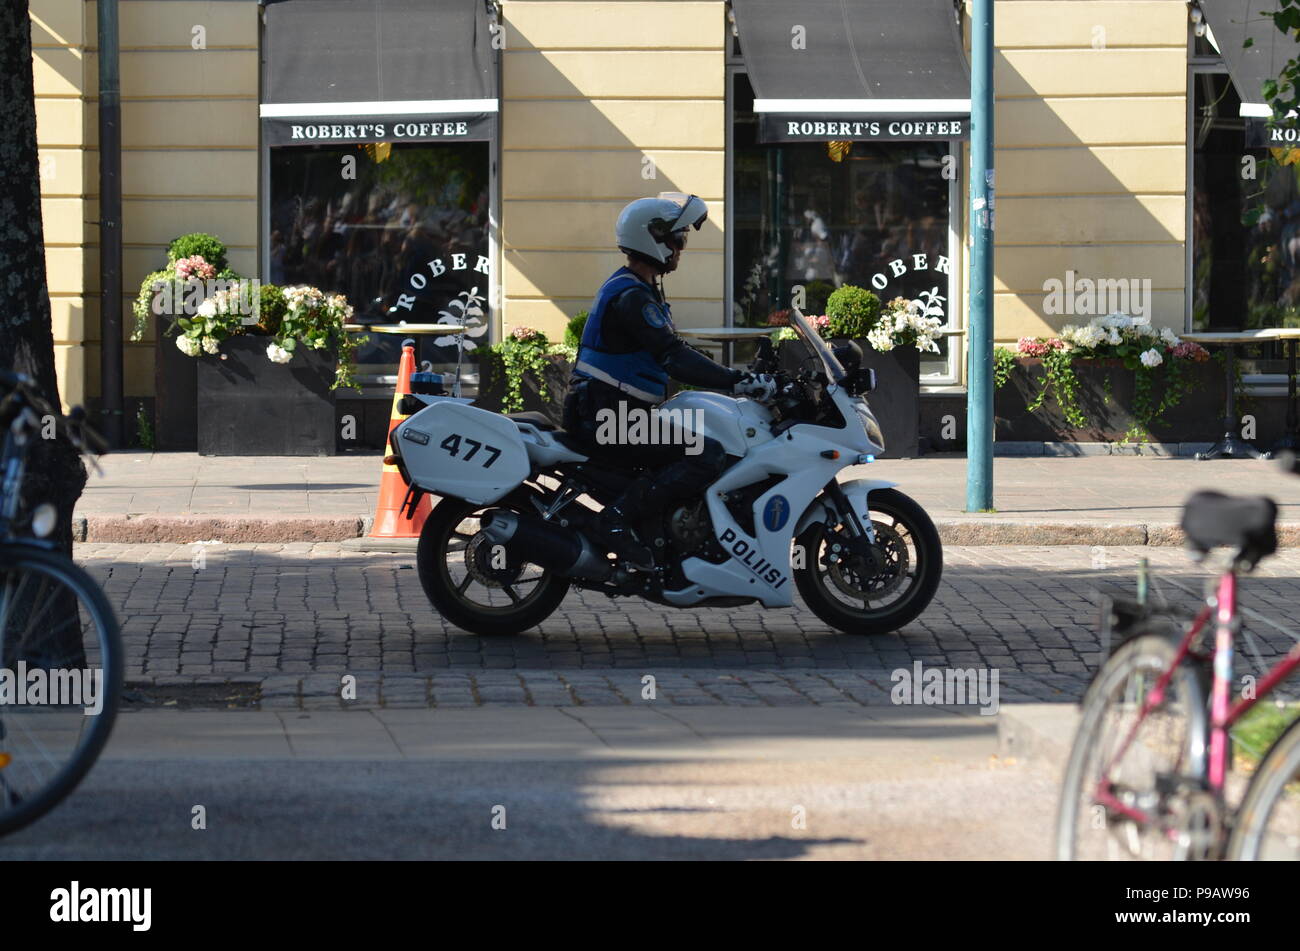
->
[1140,348,1163,368]
[266,342,293,364]
[201,336,220,355]
[196,298,217,318]
[176,334,201,356]
[1159,326,1180,347]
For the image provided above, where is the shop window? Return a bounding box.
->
[731,74,957,380]
[1191,72,1300,333]
[268,141,490,369]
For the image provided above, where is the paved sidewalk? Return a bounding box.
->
[74,452,1300,544]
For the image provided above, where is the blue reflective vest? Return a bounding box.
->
[573,267,671,404]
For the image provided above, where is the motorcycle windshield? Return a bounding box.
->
[790,308,847,383]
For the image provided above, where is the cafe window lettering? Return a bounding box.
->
[731,75,958,380]
[268,141,490,366]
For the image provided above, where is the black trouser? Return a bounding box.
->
[562,379,728,520]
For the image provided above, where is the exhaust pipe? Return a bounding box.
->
[480,510,611,582]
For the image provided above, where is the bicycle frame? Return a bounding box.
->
[1096,567,1300,828]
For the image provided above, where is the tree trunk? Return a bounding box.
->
[0,2,90,669]
[0,0,88,552]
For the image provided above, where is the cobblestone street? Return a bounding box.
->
[82,542,1300,709]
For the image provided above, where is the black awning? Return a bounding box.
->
[261,0,497,144]
[1200,0,1299,115]
[731,0,970,142]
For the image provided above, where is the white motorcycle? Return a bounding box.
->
[389,309,942,637]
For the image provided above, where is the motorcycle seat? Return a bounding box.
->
[506,411,558,431]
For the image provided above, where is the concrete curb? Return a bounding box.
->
[996,703,1080,769]
[75,513,1300,546]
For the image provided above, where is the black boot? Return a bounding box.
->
[593,505,654,569]
[592,476,655,569]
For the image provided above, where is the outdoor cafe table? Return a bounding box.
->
[343,322,466,394]
[677,327,776,367]
[1259,327,1300,453]
[1180,329,1278,460]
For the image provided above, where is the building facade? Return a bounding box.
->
[29,0,1278,440]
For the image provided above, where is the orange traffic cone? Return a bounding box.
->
[368,339,432,540]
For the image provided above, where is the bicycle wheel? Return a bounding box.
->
[1228,715,1300,860]
[0,543,122,836]
[1056,629,1208,860]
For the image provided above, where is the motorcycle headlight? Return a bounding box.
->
[855,398,885,451]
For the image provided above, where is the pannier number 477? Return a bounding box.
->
[440,433,501,468]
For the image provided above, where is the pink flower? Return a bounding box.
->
[510,326,540,341]
[174,255,215,281]
[1016,336,1065,356]
[1172,341,1210,362]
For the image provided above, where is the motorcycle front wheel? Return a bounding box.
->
[793,487,943,636]
[416,497,570,636]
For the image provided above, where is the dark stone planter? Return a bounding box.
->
[196,336,336,455]
[155,317,198,450]
[994,356,1225,443]
[778,339,920,458]
[475,354,572,425]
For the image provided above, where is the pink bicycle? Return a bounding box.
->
[1057,469,1300,860]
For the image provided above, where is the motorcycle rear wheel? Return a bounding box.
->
[417,498,570,636]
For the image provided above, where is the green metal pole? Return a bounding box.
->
[966,0,995,512]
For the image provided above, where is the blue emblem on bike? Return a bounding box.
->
[762,495,790,532]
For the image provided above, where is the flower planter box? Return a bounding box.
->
[475,353,572,424]
[994,356,1224,443]
[195,336,336,455]
[778,339,920,458]
[155,316,199,450]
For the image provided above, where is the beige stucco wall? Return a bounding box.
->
[33,0,259,406]
[982,0,1187,342]
[34,0,1192,405]
[500,0,727,340]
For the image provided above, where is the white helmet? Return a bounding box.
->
[615,192,709,265]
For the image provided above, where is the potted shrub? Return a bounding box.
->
[772,288,931,458]
[132,232,242,449]
[178,283,362,455]
[993,315,1221,443]
[477,326,575,423]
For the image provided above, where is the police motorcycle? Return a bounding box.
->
[388,308,943,636]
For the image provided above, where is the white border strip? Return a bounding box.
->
[260,99,499,119]
[754,97,971,114]
[1240,102,1271,118]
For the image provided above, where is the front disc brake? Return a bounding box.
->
[825,521,909,600]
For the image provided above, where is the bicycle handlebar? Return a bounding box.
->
[0,369,109,458]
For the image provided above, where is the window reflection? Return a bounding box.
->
[269,142,490,368]
[732,75,954,377]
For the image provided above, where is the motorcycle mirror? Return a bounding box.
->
[833,340,863,370]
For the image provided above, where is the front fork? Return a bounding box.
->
[824,480,876,543]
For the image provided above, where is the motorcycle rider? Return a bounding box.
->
[562,192,776,568]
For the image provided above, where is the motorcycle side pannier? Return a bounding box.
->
[394,401,530,505]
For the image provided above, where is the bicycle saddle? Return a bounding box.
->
[1180,491,1278,567]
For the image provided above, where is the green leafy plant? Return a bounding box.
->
[564,310,589,349]
[492,327,554,413]
[276,285,363,390]
[256,282,287,337]
[134,404,155,450]
[825,285,882,338]
[131,232,241,341]
[993,346,1017,389]
[166,232,229,273]
[1001,317,1212,441]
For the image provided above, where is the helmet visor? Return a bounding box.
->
[658,192,708,231]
